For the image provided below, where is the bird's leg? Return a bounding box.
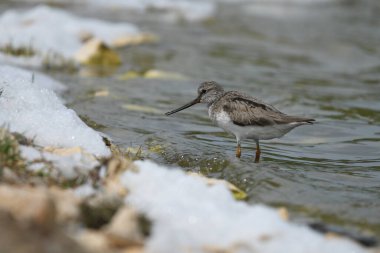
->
[254,140,261,163]
[236,141,241,158]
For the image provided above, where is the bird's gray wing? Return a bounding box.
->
[221,92,313,126]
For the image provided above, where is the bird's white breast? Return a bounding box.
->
[209,105,230,124]
[215,110,231,124]
[209,108,301,141]
[209,109,237,136]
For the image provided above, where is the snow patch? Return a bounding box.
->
[74,183,98,198]
[20,145,99,179]
[0,65,110,157]
[2,0,216,22]
[0,5,141,66]
[121,160,367,253]
[96,0,216,22]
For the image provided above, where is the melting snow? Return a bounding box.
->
[0,65,110,157]
[0,5,141,66]
[20,145,99,179]
[122,160,367,253]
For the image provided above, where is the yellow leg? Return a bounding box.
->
[254,141,261,163]
[236,143,241,158]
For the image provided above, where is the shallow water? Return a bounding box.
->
[3,0,380,238]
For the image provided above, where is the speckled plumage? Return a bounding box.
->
[209,90,314,127]
[166,81,315,162]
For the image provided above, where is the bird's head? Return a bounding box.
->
[197,81,224,104]
[165,81,224,116]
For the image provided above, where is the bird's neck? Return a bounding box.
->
[207,92,224,108]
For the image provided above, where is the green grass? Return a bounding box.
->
[41,52,78,72]
[0,43,36,57]
[0,128,25,170]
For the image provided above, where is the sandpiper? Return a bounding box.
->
[165,81,315,162]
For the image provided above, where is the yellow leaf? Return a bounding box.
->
[122,104,160,114]
[118,71,140,80]
[144,69,186,80]
[112,33,158,47]
[187,172,248,200]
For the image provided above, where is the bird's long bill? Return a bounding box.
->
[165,96,201,116]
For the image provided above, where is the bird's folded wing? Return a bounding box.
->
[222,94,312,127]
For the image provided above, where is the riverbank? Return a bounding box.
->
[0,64,375,253]
[1,1,379,251]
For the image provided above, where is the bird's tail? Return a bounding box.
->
[287,116,315,125]
[301,118,315,124]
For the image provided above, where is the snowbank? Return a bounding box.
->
[0,65,110,157]
[90,0,216,22]
[1,0,339,24]
[0,6,141,66]
[2,0,216,22]
[20,146,100,179]
[122,160,367,253]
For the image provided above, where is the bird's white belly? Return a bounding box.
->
[210,110,298,141]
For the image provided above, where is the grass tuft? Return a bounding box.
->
[0,42,36,57]
[0,127,25,170]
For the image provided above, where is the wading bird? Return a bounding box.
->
[165,81,314,162]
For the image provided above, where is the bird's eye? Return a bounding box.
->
[201,89,207,94]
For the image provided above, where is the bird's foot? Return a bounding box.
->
[236,145,241,158]
[254,154,260,163]
[254,148,261,163]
